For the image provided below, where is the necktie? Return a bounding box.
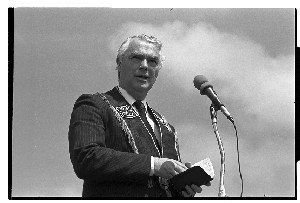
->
[133,101,161,152]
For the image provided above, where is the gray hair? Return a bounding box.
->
[116,34,165,70]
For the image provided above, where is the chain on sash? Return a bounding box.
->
[97,93,139,154]
[152,113,181,162]
[173,131,181,162]
[151,112,181,195]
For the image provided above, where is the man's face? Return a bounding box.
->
[118,38,161,97]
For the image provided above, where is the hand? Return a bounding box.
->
[182,182,211,197]
[153,157,188,179]
[182,184,202,197]
[181,162,211,197]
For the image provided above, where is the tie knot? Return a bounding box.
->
[134,101,145,112]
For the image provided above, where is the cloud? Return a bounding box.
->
[108,21,294,130]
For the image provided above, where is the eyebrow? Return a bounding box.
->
[129,52,159,60]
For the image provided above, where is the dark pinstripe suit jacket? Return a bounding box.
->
[68,87,181,197]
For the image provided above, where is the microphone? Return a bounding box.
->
[193,75,234,122]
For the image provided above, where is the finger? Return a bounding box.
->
[174,160,188,170]
[191,184,203,193]
[185,185,196,196]
[174,162,188,173]
[171,170,179,177]
[165,160,176,169]
[205,182,211,187]
[185,162,192,168]
[165,169,178,179]
[173,165,184,173]
[181,190,190,197]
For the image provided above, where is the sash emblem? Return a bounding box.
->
[115,105,138,119]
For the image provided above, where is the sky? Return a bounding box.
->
[10,5,296,198]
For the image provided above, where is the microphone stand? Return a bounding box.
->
[210,104,226,197]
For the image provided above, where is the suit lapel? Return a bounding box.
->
[105,87,139,119]
[104,87,161,157]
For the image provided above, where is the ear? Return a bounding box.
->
[116,57,120,66]
[154,69,159,78]
[115,56,123,80]
[116,63,122,72]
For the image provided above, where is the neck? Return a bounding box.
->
[119,85,148,101]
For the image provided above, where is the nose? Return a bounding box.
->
[140,59,148,69]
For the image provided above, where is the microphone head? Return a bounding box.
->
[193,75,213,95]
[193,75,208,90]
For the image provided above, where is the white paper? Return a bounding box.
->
[192,158,215,178]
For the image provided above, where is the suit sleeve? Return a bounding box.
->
[68,94,151,185]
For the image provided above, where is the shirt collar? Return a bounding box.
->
[118,86,147,108]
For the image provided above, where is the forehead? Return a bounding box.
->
[125,39,160,57]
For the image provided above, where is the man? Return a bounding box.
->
[68,34,209,197]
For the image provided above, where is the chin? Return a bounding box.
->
[135,83,153,92]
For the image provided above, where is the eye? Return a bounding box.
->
[130,55,143,62]
[148,59,158,66]
[148,58,159,67]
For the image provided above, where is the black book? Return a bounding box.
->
[169,158,214,196]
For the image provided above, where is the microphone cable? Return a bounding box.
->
[230,119,244,197]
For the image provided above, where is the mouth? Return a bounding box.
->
[135,75,150,80]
